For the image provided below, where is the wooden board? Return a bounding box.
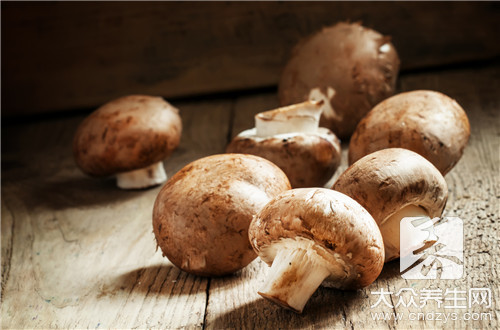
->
[2,2,500,116]
[1,99,232,329]
[2,64,499,328]
[207,64,500,329]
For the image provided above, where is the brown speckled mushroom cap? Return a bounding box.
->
[226,127,341,188]
[73,95,182,176]
[349,90,471,175]
[278,22,400,139]
[153,153,291,277]
[249,188,384,289]
[334,148,448,227]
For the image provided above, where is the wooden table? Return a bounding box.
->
[2,63,499,329]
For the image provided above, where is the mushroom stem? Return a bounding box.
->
[380,204,431,262]
[116,161,167,189]
[308,87,339,121]
[255,101,323,137]
[258,247,331,313]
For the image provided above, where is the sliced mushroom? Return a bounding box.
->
[249,188,384,313]
[278,22,400,139]
[333,148,448,262]
[73,95,182,189]
[226,101,341,188]
[349,90,471,175]
[153,154,291,277]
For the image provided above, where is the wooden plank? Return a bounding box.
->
[2,2,500,116]
[1,98,233,329]
[1,66,499,329]
[205,65,499,328]
[388,65,500,330]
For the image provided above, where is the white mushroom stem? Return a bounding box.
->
[116,161,167,189]
[379,204,432,262]
[255,101,323,137]
[258,246,331,313]
[308,87,339,121]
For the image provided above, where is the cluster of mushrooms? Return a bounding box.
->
[73,22,470,313]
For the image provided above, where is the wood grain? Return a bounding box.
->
[2,2,500,115]
[1,99,233,329]
[1,64,499,328]
[211,64,500,329]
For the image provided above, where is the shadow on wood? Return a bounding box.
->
[378,260,401,281]
[108,264,208,298]
[10,174,153,211]
[207,285,367,328]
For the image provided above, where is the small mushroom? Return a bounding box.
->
[278,22,400,139]
[73,95,182,189]
[226,101,341,188]
[333,148,448,262]
[249,188,384,313]
[153,154,291,277]
[349,90,471,175]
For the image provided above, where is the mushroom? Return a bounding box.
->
[73,95,182,189]
[226,100,341,188]
[278,22,400,139]
[249,188,384,313]
[333,148,448,262]
[349,90,471,175]
[153,153,291,276]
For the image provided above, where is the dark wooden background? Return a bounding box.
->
[2,1,500,117]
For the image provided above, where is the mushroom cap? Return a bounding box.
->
[278,22,400,139]
[153,153,291,277]
[249,188,384,289]
[349,90,471,175]
[226,127,341,188]
[334,148,448,226]
[73,95,182,176]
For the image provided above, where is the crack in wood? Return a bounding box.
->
[202,278,211,330]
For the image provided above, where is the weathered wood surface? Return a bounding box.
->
[2,2,500,116]
[2,65,499,329]
[1,99,232,329]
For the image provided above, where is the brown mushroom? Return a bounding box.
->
[73,95,182,189]
[226,101,341,188]
[278,22,400,139]
[153,153,291,277]
[249,188,384,313]
[333,148,448,262]
[349,90,471,175]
